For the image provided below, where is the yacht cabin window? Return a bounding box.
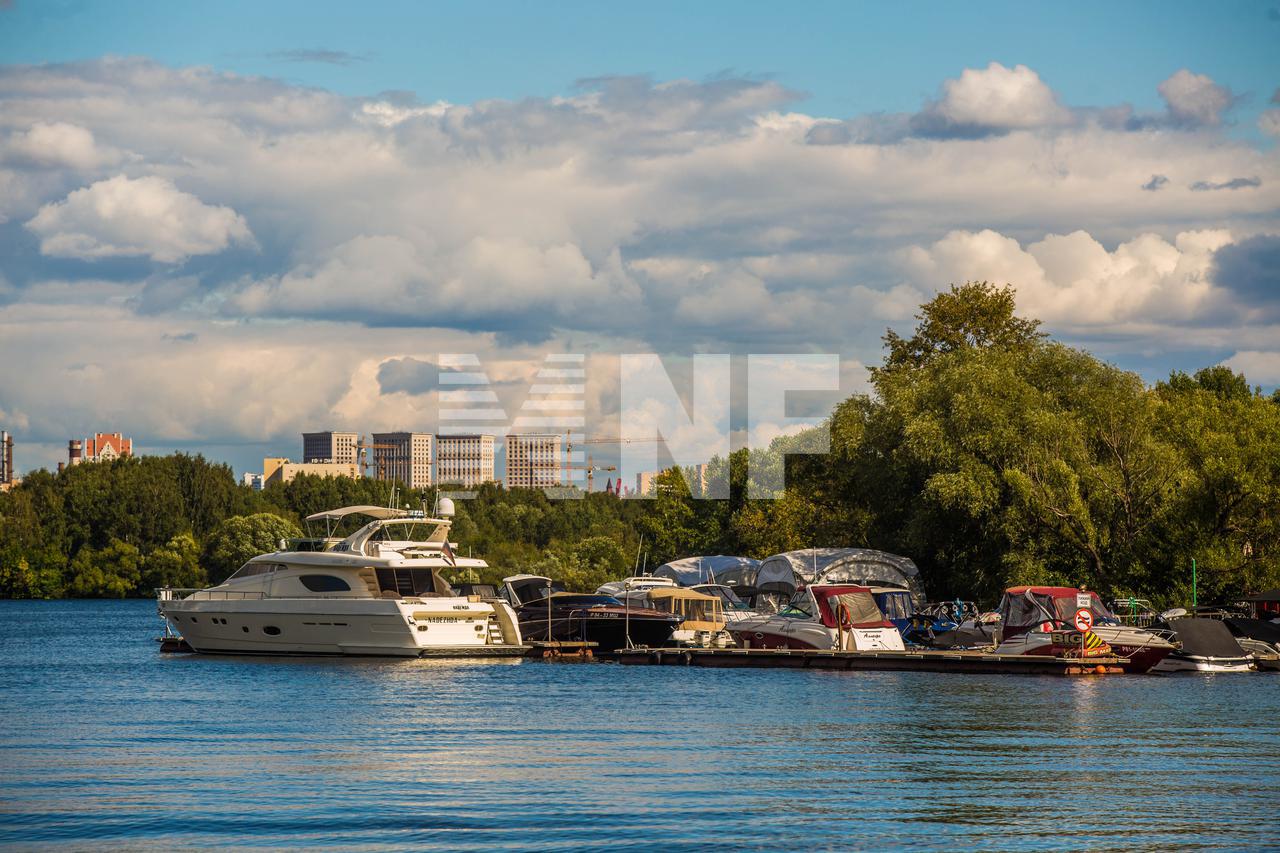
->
[299,574,352,593]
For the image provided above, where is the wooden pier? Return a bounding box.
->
[614,645,1125,676]
[527,640,598,659]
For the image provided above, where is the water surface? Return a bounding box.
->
[1,600,1277,850]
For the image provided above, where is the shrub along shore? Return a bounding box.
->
[2,283,1277,607]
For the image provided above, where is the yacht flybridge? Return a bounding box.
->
[157,502,527,657]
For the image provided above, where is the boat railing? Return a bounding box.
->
[155,588,267,601]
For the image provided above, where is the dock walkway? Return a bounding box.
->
[614,645,1124,676]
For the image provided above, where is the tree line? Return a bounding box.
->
[2,282,1277,607]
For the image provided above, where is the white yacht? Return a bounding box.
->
[156,501,526,657]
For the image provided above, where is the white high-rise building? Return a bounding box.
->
[436,434,496,487]
[372,432,433,488]
[302,431,359,466]
[505,434,563,490]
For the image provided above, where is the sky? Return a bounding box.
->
[0,1,1278,480]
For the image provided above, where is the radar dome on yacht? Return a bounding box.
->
[437,498,455,518]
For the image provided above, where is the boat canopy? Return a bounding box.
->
[1244,588,1280,602]
[999,587,1113,629]
[1166,617,1248,658]
[652,555,762,587]
[647,587,718,603]
[306,505,411,522]
[756,548,924,602]
[810,584,892,629]
[645,587,723,630]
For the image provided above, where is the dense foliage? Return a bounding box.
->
[3,282,1278,607]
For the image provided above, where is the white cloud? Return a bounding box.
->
[904,227,1235,328]
[3,121,121,169]
[25,175,253,262]
[1158,69,1233,127]
[1223,351,1280,385]
[923,62,1072,131]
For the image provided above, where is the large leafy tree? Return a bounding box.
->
[202,513,301,583]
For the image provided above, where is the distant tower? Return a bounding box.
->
[0,431,12,486]
[68,439,83,466]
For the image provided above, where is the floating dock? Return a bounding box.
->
[614,646,1125,675]
[527,640,598,659]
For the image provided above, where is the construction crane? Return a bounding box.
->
[563,452,617,494]
[354,435,400,481]
[562,432,661,493]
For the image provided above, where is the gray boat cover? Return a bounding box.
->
[755,548,925,603]
[1244,588,1280,602]
[1168,617,1248,658]
[1224,617,1280,647]
[652,555,762,587]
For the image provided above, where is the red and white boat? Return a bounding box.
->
[727,584,905,651]
[993,586,1175,673]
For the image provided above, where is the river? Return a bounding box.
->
[0,600,1276,850]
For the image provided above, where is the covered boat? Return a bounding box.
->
[1151,617,1254,673]
[755,548,926,609]
[690,583,759,623]
[727,584,906,652]
[993,586,1175,672]
[501,574,679,652]
[645,587,732,647]
[651,555,762,590]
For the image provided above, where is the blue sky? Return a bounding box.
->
[0,1,1277,478]
[3,0,1278,128]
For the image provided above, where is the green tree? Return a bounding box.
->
[143,532,208,590]
[877,281,1044,377]
[67,538,142,597]
[203,513,301,583]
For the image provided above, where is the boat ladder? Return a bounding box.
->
[486,618,505,645]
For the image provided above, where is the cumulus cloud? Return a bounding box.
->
[25,175,253,262]
[1158,69,1234,127]
[3,121,120,169]
[903,227,1237,328]
[912,62,1072,136]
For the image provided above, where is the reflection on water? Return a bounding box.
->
[1,600,1277,849]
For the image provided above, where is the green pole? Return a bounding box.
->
[1192,557,1197,608]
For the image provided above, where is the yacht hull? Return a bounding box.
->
[160,597,526,657]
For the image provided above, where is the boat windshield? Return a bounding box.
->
[1050,592,1117,624]
[874,591,914,621]
[778,590,815,618]
[694,585,749,610]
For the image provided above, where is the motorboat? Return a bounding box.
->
[595,576,677,598]
[992,586,1174,672]
[644,587,733,647]
[501,574,680,652]
[727,584,906,652]
[690,583,759,623]
[1150,617,1255,673]
[156,502,526,656]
